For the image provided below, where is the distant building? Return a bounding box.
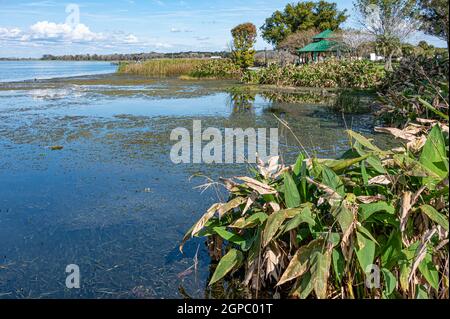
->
[210,56,222,59]
[369,53,384,61]
[297,29,343,63]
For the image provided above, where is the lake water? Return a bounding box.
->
[0,68,390,298]
[0,61,117,82]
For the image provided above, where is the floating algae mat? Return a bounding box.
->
[0,75,392,298]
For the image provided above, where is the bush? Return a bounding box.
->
[242,59,385,89]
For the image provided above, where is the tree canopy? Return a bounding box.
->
[354,0,421,70]
[419,0,449,50]
[260,1,348,47]
[231,23,257,69]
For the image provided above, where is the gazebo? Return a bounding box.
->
[297,29,341,63]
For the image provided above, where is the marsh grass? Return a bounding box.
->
[118,59,206,77]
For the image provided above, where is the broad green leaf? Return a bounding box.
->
[359,201,395,222]
[356,224,379,245]
[209,249,243,285]
[310,250,332,299]
[366,155,386,174]
[293,153,305,176]
[420,204,449,231]
[361,160,369,186]
[230,212,268,229]
[328,155,369,172]
[381,268,397,296]
[381,230,402,269]
[346,130,383,153]
[299,159,308,202]
[399,241,419,291]
[420,125,448,187]
[418,97,449,120]
[213,227,245,246]
[326,232,341,248]
[394,153,441,178]
[283,205,315,233]
[290,272,313,299]
[262,211,286,247]
[262,207,303,247]
[355,231,376,273]
[247,229,261,265]
[416,285,429,299]
[418,250,439,290]
[277,239,323,286]
[284,172,301,208]
[333,202,354,240]
[332,248,345,284]
[321,166,345,196]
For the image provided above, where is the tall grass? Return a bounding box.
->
[118,58,206,77]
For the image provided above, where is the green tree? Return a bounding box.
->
[354,0,421,71]
[231,23,257,69]
[419,0,449,51]
[261,1,348,47]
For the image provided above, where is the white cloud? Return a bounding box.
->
[0,27,22,39]
[0,21,142,48]
[27,21,104,42]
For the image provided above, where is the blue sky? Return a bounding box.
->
[0,0,446,58]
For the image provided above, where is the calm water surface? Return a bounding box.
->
[0,61,116,82]
[0,72,389,298]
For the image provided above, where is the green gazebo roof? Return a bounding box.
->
[298,39,338,53]
[312,29,335,40]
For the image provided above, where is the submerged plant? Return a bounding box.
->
[181,121,449,299]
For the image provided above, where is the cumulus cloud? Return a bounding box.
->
[0,21,140,47]
[26,21,104,42]
[0,27,22,39]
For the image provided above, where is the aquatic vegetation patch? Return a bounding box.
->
[242,59,385,89]
[182,121,449,299]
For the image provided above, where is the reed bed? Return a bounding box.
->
[118,58,206,77]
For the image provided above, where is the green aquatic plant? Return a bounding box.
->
[189,59,243,79]
[377,54,449,127]
[242,59,385,89]
[181,121,449,299]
